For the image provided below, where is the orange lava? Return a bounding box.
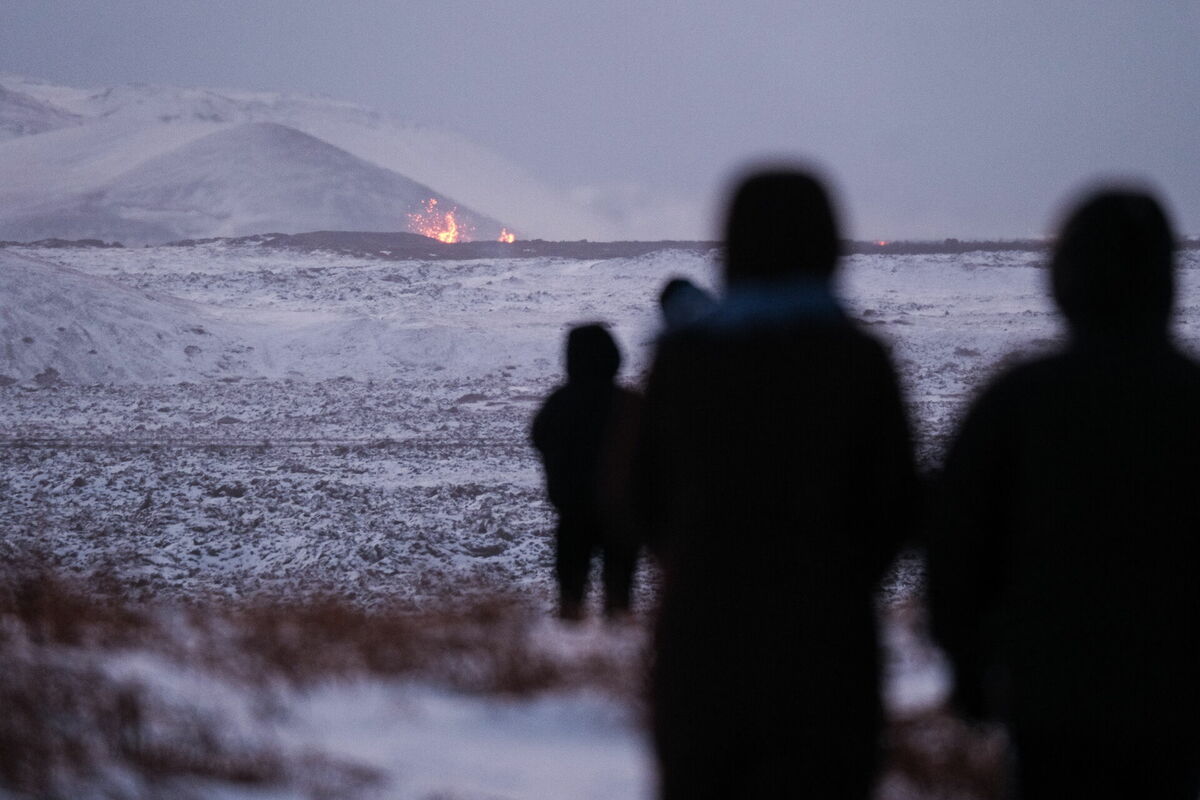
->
[409,198,468,243]
[497,228,516,244]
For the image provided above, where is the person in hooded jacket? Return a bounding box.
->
[637,169,918,798]
[531,323,641,620]
[927,189,1200,799]
[658,277,716,332]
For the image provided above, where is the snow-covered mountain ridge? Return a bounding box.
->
[0,83,82,139]
[0,75,620,243]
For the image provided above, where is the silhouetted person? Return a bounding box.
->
[658,277,716,331]
[928,189,1200,800]
[532,324,641,620]
[637,168,918,798]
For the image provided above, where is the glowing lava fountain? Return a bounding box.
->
[497,228,516,243]
[408,198,467,243]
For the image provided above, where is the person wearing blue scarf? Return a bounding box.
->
[637,168,918,798]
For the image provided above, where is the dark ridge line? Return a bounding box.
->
[160,232,722,261]
[0,237,124,249]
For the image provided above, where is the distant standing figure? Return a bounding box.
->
[531,324,641,620]
[637,169,918,798]
[928,189,1200,799]
[658,277,716,331]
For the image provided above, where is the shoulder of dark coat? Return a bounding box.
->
[846,324,893,359]
[961,352,1070,423]
[615,384,642,401]
[530,385,570,444]
[533,385,570,414]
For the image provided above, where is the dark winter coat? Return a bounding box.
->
[927,191,1200,795]
[638,281,918,795]
[930,340,1200,732]
[531,325,638,518]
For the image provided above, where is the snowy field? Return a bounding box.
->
[6,243,1200,608]
[3,242,1200,798]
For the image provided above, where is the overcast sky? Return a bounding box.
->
[3,0,1199,239]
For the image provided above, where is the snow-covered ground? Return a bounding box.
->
[4,243,1199,798]
[5,243,1200,607]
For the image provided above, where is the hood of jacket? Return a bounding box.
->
[566,323,620,383]
[1051,189,1175,341]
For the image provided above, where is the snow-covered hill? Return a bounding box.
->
[1,122,504,243]
[0,75,621,243]
[0,249,258,383]
[0,84,81,139]
[0,243,673,387]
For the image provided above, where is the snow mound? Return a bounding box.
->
[0,250,256,384]
[0,245,603,385]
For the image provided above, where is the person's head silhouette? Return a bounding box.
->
[723,168,840,287]
[659,277,715,330]
[565,323,620,383]
[1051,189,1175,340]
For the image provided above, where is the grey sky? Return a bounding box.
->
[3,0,1199,238]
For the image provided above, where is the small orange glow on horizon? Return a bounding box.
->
[497,228,516,243]
[875,240,889,246]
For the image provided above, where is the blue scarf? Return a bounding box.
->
[703,278,845,331]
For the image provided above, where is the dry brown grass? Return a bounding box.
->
[0,574,381,798]
[221,593,568,694]
[0,567,643,798]
[0,565,1007,800]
